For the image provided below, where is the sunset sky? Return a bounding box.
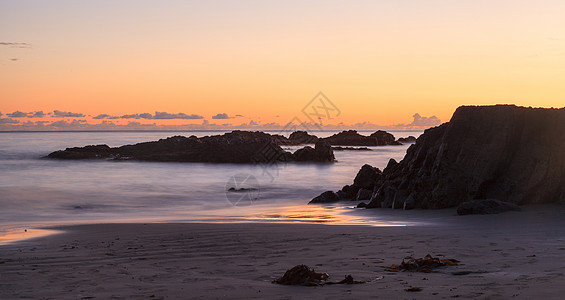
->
[1,0,564,130]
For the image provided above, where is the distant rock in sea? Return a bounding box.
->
[397,136,417,144]
[312,105,565,210]
[322,130,401,146]
[47,131,335,163]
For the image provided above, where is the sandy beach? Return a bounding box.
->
[1,205,565,299]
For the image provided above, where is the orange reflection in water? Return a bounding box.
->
[0,228,61,245]
[243,204,407,226]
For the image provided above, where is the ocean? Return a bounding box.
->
[0,130,422,243]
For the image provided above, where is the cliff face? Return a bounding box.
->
[368,105,565,209]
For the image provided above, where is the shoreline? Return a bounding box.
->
[2,205,565,299]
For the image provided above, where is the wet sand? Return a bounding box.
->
[1,205,565,299]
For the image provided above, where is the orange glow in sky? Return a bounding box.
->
[1,0,564,130]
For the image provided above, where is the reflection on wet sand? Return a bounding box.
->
[243,204,407,226]
[0,228,61,245]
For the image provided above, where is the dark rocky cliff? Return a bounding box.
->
[367,105,565,209]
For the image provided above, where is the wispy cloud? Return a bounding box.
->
[391,113,442,130]
[93,114,120,119]
[153,111,203,119]
[0,118,20,124]
[52,110,86,118]
[6,111,28,118]
[0,42,31,48]
[30,111,46,118]
[6,110,46,118]
[212,113,231,119]
[121,113,153,119]
[409,113,441,127]
[120,112,204,120]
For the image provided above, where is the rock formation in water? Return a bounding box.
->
[322,130,401,146]
[397,136,417,144]
[47,131,335,163]
[313,105,565,209]
[310,164,382,204]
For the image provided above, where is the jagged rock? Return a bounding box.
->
[294,140,334,162]
[370,130,398,145]
[337,185,359,200]
[323,130,399,146]
[456,199,521,215]
[47,131,335,164]
[331,146,372,151]
[397,136,417,144]
[314,140,335,162]
[365,105,565,209]
[47,145,112,159]
[353,164,382,189]
[312,164,381,203]
[355,188,373,201]
[309,191,340,203]
[288,131,318,144]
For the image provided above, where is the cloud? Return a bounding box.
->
[235,114,244,118]
[7,111,28,118]
[0,42,31,48]
[30,111,46,118]
[93,114,120,119]
[10,58,18,61]
[153,111,203,119]
[249,120,259,126]
[5,110,46,118]
[52,110,85,118]
[49,119,87,128]
[121,113,152,119]
[408,113,441,127]
[0,118,19,124]
[0,112,2,117]
[212,113,231,119]
[120,112,204,120]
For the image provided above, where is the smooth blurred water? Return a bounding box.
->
[0,130,421,238]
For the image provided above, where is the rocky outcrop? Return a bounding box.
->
[47,131,335,163]
[456,199,521,215]
[397,136,417,144]
[309,191,340,203]
[331,146,372,151]
[294,140,335,162]
[288,131,319,144]
[312,164,382,202]
[365,105,565,209]
[322,130,401,146]
[370,130,400,145]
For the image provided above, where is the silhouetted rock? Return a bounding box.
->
[322,130,399,146]
[47,145,112,159]
[312,164,381,202]
[337,184,359,200]
[456,199,521,215]
[47,131,334,164]
[293,140,334,162]
[288,131,319,144]
[331,146,372,151]
[365,105,565,209]
[370,130,399,145]
[355,188,373,201]
[309,191,340,203]
[353,164,382,189]
[397,136,417,144]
